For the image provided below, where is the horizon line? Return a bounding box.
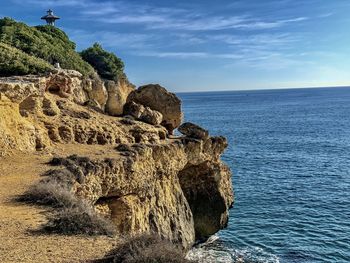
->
[176,85,350,94]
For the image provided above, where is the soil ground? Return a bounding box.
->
[0,145,119,263]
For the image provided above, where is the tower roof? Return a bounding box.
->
[41,9,60,20]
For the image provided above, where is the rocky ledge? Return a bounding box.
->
[0,69,234,249]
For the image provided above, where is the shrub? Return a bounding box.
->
[0,43,53,76]
[44,201,116,236]
[99,235,194,263]
[0,17,94,76]
[17,156,116,237]
[18,179,77,208]
[80,43,124,81]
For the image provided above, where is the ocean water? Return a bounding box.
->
[178,87,350,263]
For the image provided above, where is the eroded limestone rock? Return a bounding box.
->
[83,77,108,110]
[178,161,233,240]
[178,122,209,140]
[127,84,183,133]
[105,80,135,116]
[124,101,163,126]
[48,136,233,248]
[0,71,234,249]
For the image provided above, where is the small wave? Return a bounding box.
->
[187,236,280,263]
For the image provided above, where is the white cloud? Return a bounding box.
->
[64,28,157,50]
[12,0,88,7]
[135,51,244,60]
[16,0,308,31]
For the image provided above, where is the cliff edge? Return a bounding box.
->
[0,69,233,250]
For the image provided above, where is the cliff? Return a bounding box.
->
[0,69,234,254]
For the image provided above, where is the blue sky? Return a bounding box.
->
[1,0,350,92]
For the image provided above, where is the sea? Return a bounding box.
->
[178,87,350,263]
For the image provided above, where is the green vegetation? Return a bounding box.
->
[0,42,53,76]
[80,43,125,81]
[0,17,94,76]
[0,18,127,80]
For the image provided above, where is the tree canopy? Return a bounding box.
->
[80,43,125,81]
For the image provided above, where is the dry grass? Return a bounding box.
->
[44,201,116,236]
[98,235,195,263]
[17,157,116,237]
[18,179,76,208]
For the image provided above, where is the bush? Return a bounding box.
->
[0,17,94,76]
[0,43,53,76]
[99,235,194,263]
[18,179,77,208]
[80,43,124,81]
[44,201,116,236]
[18,158,115,237]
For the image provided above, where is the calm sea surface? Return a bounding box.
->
[178,87,350,263]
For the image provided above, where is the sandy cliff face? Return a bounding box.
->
[0,70,233,248]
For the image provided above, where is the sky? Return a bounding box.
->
[1,0,350,92]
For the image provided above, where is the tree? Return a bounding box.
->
[80,43,124,81]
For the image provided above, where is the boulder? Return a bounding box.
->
[127,84,183,134]
[124,101,145,119]
[178,122,209,140]
[140,107,163,126]
[124,102,163,126]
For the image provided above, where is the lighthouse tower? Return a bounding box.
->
[41,9,60,26]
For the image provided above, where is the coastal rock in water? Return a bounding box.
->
[178,122,209,140]
[178,160,233,239]
[127,84,183,133]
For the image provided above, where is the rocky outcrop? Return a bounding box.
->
[0,70,166,154]
[178,122,209,140]
[124,101,163,126]
[83,77,108,109]
[0,70,233,249]
[127,84,183,134]
[49,135,232,248]
[105,79,135,116]
[179,160,233,239]
[0,94,38,155]
[46,69,86,102]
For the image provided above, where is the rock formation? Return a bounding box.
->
[127,84,183,134]
[0,70,234,249]
[178,122,209,140]
[124,101,163,125]
[105,79,135,116]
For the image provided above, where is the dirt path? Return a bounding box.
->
[0,150,116,263]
